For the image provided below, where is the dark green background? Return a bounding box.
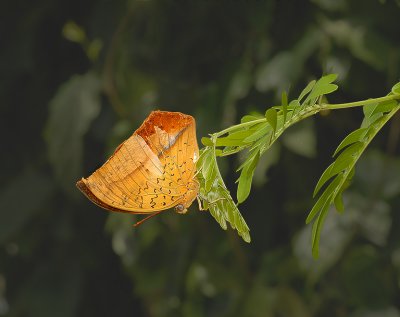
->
[2,0,400,316]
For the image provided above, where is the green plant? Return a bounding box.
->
[197,74,400,258]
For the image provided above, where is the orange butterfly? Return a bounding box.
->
[76,111,199,225]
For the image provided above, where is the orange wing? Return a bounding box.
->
[77,111,199,214]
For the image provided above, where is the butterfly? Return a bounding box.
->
[76,111,199,225]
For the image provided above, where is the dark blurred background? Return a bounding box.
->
[2,0,400,316]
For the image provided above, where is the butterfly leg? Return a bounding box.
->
[133,210,165,227]
[196,195,206,211]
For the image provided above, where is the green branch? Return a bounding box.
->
[197,74,400,253]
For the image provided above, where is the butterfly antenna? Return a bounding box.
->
[133,210,165,227]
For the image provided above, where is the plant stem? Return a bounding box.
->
[210,94,400,148]
[321,94,400,110]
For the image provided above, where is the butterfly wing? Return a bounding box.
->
[77,111,198,214]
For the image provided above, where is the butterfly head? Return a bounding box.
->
[174,179,199,214]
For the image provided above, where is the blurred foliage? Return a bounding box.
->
[1,0,400,316]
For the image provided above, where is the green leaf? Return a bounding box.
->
[197,147,251,242]
[363,102,379,118]
[237,150,260,203]
[208,137,247,147]
[306,74,338,101]
[314,142,363,197]
[333,190,344,213]
[201,137,213,146]
[265,108,277,133]
[392,82,400,94]
[306,175,342,224]
[205,162,217,193]
[298,79,316,102]
[333,128,368,156]
[308,84,338,101]
[333,142,365,171]
[288,99,300,110]
[318,73,338,84]
[311,202,330,259]
[371,100,398,115]
[228,129,258,140]
[313,162,334,197]
[333,168,354,213]
[243,122,270,143]
[45,72,101,198]
[309,99,400,256]
[281,91,288,122]
[241,114,263,123]
[334,140,364,164]
[200,148,214,178]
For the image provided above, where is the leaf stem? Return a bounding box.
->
[322,94,400,110]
